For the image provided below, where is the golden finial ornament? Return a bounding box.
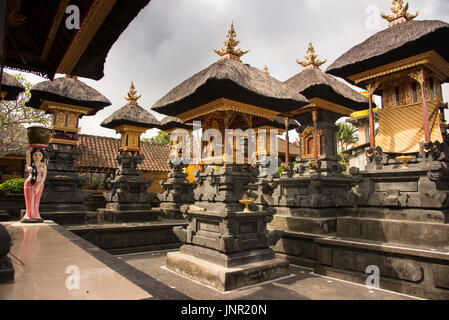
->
[125,82,141,105]
[263,65,270,75]
[381,0,419,27]
[296,41,327,70]
[214,21,249,62]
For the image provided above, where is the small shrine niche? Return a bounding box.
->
[116,125,145,153]
[379,73,444,109]
[299,126,323,159]
[46,104,90,145]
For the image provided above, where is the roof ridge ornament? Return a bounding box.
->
[296,41,327,70]
[263,65,270,75]
[381,0,419,27]
[125,82,141,105]
[214,21,249,62]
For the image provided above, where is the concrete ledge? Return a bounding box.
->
[166,251,289,291]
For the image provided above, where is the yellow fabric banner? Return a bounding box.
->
[376,103,442,154]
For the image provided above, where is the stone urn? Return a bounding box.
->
[27,126,51,146]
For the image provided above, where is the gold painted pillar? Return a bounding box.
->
[312,109,318,163]
[366,81,380,149]
[409,69,431,142]
[285,116,290,164]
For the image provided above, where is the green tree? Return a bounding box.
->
[0,73,50,157]
[336,122,358,151]
[152,130,171,145]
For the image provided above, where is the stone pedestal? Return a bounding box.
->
[0,225,14,283]
[158,160,194,219]
[40,144,90,224]
[166,165,289,291]
[98,153,159,223]
[312,144,449,299]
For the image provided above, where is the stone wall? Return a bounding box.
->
[143,171,168,194]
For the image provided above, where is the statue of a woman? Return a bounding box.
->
[21,148,47,223]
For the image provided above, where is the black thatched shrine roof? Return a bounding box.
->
[160,116,193,131]
[2,0,150,80]
[152,58,309,116]
[25,76,111,115]
[285,67,369,111]
[101,103,161,130]
[326,20,449,83]
[1,71,25,101]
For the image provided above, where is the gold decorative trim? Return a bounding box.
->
[263,65,270,75]
[177,98,279,123]
[114,124,148,134]
[308,98,355,116]
[125,82,141,105]
[51,125,80,133]
[214,22,249,63]
[349,51,449,85]
[41,0,70,60]
[56,0,117,75]
[119,146,141,152]
[41,100,93,115]
[381,0,418,27]
[50,138,79,146]
[297,41,326,69]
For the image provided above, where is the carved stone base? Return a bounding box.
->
[314,236,449,299]
[97,204,159,223]
[337,216,449,250]
[21,209,87,225]
[159,202,185,219]
[166,250,289,291]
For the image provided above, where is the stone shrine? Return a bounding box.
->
[25,75,111,224]
[152,23,310,291]
[98,83,161,223]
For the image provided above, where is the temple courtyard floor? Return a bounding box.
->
[0,221,420,300]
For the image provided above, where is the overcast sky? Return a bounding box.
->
[15,0,449,140]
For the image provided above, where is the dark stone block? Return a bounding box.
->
[0,225,14,284]
[433,265,449,289]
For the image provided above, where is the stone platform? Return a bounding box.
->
[66,219,187,254]
[97,204,160,223]
[0,220,420,300]
[166,250,289,291]
[0,221,152,300]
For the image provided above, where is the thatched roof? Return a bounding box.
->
[26,76,111,115]
[3,0,150,80]
[160,116,193,131]
[1,71,25,101]
[326,20,449,82]
[285,67,369,111]
[101,103,161,130]
[152,58,309,116]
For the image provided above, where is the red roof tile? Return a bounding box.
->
[77,134,170,172]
